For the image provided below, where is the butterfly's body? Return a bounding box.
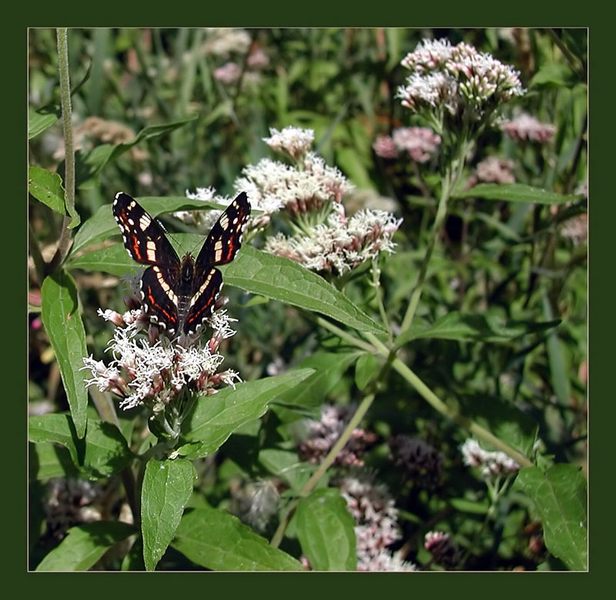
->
[113,192,250,336]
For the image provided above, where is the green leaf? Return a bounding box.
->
[68,243,136,276]
[295,488,357,571]
[172,507,303,571]
[223,247,385,334]
[141,458,195,571]
[258,449,314,493]
[29,442,79,482]
[529,63,575,88]
[336,147,374,190]
[28,106,59,139]
[28,414,80,466]
[180,369,314,459]
[35,522,135,571]
[396,311,560,348]
[82,419,133,479]
[29,414,133,479]
[515,465,587,571]
[70,196,225,255]
[273,351,361,409]
[354,353,381,391]
[28,166,67,215]
[543,293,571,406]
[77,115,198,184]
[41,271,88,438]
[454,183,580,205]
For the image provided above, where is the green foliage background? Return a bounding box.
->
[28,28,587,572]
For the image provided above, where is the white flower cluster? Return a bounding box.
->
[204,28,252,56]
[265,207,401,275]
[339,475,416,572]
[460,438,520,479]
[236,152,353,218]
[500,112,557,143]
[398,39,524,121]
[263,126,315,160]
[83,308,240,411]
[184,126,401,274]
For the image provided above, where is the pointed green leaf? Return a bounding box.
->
[543,293,571,405]
[28,414,80,466]
[82,419,133,479]
[35,522,135,571]
[29,442,79,482]
[273,351,361,408]
[141,458,195,571]
[354,353,381,391]
[40,271,88,438]
[28,107,59,139]
[222,247,385,334]
[28,166,67,215]
[454,183,580,205]
[172,507,303,571]
[180,369,314,459]
[515,465,587,571]
[258,449,314,493]
[77,115,198,184]
[295,488,357,571]
[29,414,132,479]
[396,311,560,348]
[68,243,135,276]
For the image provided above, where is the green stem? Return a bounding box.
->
[28,221,46,284]
[48,29,76,272]
[314,316,375,353]
[271,392,376,548]
[399,141,470,336]
[371,259,392,342]
[398,169,452,335]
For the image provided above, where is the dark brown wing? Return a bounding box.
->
[113,192,181,332]
[183,267,223,335]
[113,192,180,269]
[184,192,250,335]
[195,191,251,269]
[140,265,181,333]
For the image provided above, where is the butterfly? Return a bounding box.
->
[112,191,251,336]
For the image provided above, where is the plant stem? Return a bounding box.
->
[271,392,376,548]
[28,221,46,285]
[48,29,76,273]
[371,259,392,342]
[399,172,451,334]
[314,316,375,353]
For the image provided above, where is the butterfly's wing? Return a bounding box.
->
[113,192,180,269]
[182,267,223,335]
[141,266,181,333]
[196,191,251,268]
[183,192,251,335]
[113,192,181,332]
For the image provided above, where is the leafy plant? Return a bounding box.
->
[28,27,587,572]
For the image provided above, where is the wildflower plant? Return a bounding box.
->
[29,28,587,573]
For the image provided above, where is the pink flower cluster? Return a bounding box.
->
[299,404,377,467]
[373,127,441,163]
[500,113,556,143]
[339,475,416,572]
